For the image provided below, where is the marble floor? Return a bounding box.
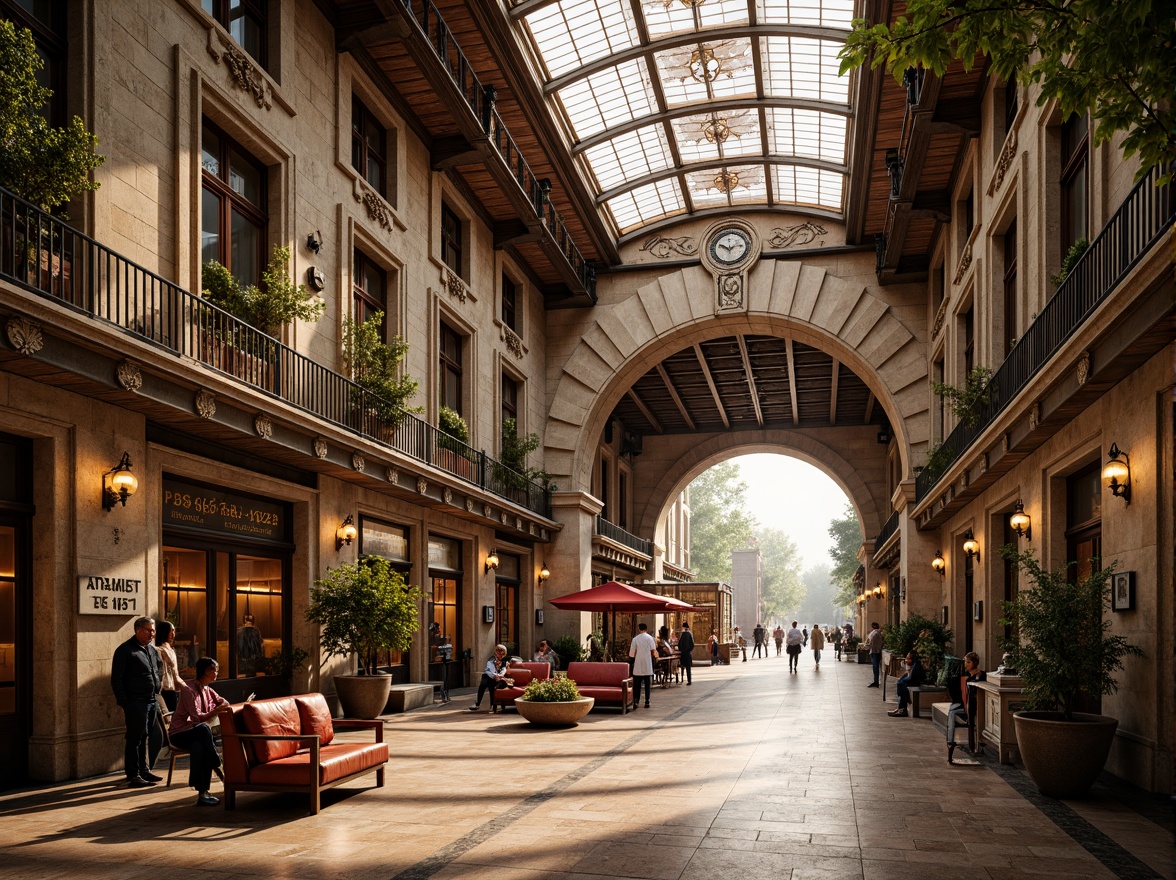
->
[0,654,1171,880]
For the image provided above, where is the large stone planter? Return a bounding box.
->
[514,697,594,727]
[1013,711,1118,798]
[334,673,392,719]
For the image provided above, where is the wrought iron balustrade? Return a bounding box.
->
[915,165,1174,502]
[595,515,652,557]
[0,187,552,518]
[874,510,899,548]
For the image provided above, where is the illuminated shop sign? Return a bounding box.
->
[162,478,287,542]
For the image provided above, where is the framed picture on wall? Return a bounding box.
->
[1111,572,1135,612]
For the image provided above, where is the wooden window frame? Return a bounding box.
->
[501,272,518,334]
[351,94,386,195]
[440,202,464,278]
[353,247,387,339]
[439,320,463,415]
[203,0,268,68]
[201,118,267,287]
[1061,114,1090,252]
[1003,221,1018,354]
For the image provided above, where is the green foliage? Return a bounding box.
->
[828,504,863,607]
[495,417,553,489]
[201,245,324,337]
[687,461,756,582]
[932,367,994,429]
[1051,238,1090,288]
[795,564,840,625]
[999,546,1143,720]
[437,406,472,454]
[839,0,1176,183]
[0,21,104,211]
[342,310,420,428]
[521,676,582,702]
[263,646,309,678]
[307,556,423,675]
[550,634,584,667]
[758,528,805,621]
[923,442,955,481]
[883,613,954,679]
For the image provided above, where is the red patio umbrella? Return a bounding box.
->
[548,581,697,658]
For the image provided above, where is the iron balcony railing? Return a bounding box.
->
[874,510,899,548]
[0,187,552,518]
[595,515,653,557]
[399,0,595,297]
[916,165,1174,502]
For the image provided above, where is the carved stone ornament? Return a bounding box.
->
[360,189,392,231]
[1076,351,1091,386]
[313,437,329,459]
[116,360,142,392]
[443,488,453,505]
[352,453,365,473]
[716,273,743,310]
[932,297,949,339]
[443,267,468,304]
[529,523,537,536]
[254,414,273,439]
[993,129,1018,193]
[953,242,973,284]
[484,504,492,518]
[979,453,989,474]
[638,235,697,258]
[207,30,272,110]
[515,517,523,531]
[1000,433,1010,455]
[501,512,509,524]
[502,326,524,359]
[466,499,475,513]
[1029,403,1040,430]
[195,389,217,419]
[767,222,828,249]
[417,478,428,495]
[386,467,399,485]
[5,316,43,355]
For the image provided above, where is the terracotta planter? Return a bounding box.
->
[1013,711,1118,798]
[514,697,594,727]
[334,673,392,719]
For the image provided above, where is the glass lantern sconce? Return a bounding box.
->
[537,563,550,587]
[485,550,499,573]
[962,529,980,561]
[102,452,139,511]
[931,550,946,575]
[873,584,884,598]
[1102,443,1131,504]
[335,514,357,550]
[1010,499,1032,539]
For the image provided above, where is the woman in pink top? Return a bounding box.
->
[169,657,229,807]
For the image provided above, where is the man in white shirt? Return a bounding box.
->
[785,621,804,673]
[628,622,657,709]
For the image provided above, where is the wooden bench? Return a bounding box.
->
[217,693,388,815]
[908,685,947,718]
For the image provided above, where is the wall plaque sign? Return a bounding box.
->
[162,478,286,542]
[79,573,144,615]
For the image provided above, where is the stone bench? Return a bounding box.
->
[385,683,435,713]
[907,685,947,718]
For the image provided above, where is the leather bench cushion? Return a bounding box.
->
[240,698,302,763]
[494,686,526,703]
[249,743,390,786]
[566,662,629,687]
[507,668,534,687]
[295,694,335,746]
[575,685,625,702]
[508,662,551,682]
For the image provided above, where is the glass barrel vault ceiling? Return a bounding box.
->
[510,0,854,238]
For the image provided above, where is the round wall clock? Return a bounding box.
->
[708,227,751,265]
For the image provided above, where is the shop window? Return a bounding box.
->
[353,247,386,337]
[352,95,386,195]
[427,535,462,673]
[360,517,411,666]
[501,273,518,334]
[440,202,463,278]
[202,0,267,67]
[1065,462,1101,712]
[440,321,463,414]
[1061,114,1089,254]
[495,554,520,657]
[201,118,267,288]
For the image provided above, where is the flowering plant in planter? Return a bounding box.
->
[521,677,582,702]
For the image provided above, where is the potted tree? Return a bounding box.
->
[514,676,594,727]
[494,417,553,504]
[307,555,423,718]
[436,406,476,479]
[884,613,953,682]
[342,310,420,440]
[1000,546,1143,798]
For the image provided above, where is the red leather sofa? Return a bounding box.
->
[565,662,633,713]
[490,662,552,712]
[217,693,388,814]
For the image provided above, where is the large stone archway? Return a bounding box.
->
[544,259,928,491]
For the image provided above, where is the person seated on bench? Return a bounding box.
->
[169,656,229,807]
[947,651,985,762]
[532,639,559,670]
[887,651,925,717]
[469,644,509,712]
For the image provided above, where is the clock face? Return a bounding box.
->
[710,229,750,264]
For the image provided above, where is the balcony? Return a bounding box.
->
[0,187,551,519]
[593,515,653,572]
[915,165,1174,504]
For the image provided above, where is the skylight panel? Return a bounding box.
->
[606,179,686,232]
[656,38,756,108]
[556,59,658,140]
[685,164,764,208]
[583,125,674,191]
[766,108,847,164]
[524,0,638,80]
[672,110,761,164]
[761,36,849,103]
[643,0,750,39]
[773,165,844,209]
[758,0,855,28]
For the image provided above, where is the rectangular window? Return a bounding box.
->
[427,535,462,668]
[353,248,386,337]
[933,356,945,442]
[440,202,463,277]
[963,308,975,377]
[501,373,518,430]
[440,322,463,414]
[599,456,610,520]
[1004,79,1018,136]
[202,0,267,67]
[501,273,518,333]
[351,95,386,194]
[1061,114,1089,253]
[618,470,629,529]
[359,517,409,665]
[1065,463,1101,713]
[1003,222,1018,354]
[201,118,267,288]
[964,189,975,238]
[2,0,67,126]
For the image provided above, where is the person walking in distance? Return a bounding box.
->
[677,622,695,685]
[773,624,784,656]
[752,622,767,659]
[110,616,163,787]
[629,622,657,708]
[785,620,804,673]
[866,621,884,687]
[810,623,825,670]
[709,630,720,666]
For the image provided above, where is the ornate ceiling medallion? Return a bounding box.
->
[713,169,740,193]
[689,46,721,82]
[702,117,731,143]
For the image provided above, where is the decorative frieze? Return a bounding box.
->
[466,499,475,513]
[443,267,469,304]
[417,478,428,495]
[1077,351,1091,386]
[717,273,743,310]
[5,316,43,355]
[443,488,453,505]
[638,235,697,258]
[992,129,1018,193]
[386,467,399,485]
[352,453,365,473]
[502,326,524,359]
[254,414,273,439]
[195,389,216,419]
[1029,403,1040,430]
[207,30,271,110]
[116,360,142,392]
[767,222,827,249]
[313,437,328,459]
[361,189,392,231]
[932,297,949,339]
[484,504,492,518]
[953,242,973,284]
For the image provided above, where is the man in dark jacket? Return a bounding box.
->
[677,622,695,685]
[888,651,926,717]
[110,616,163,786]
[752,622,767,658]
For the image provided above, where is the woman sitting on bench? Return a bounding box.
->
[946,652,985,763]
